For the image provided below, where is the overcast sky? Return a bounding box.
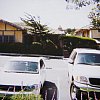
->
[0,0,95,29]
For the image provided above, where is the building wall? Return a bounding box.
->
[0,23,5,30]
[0,31,3,35]
[4,31,14,35]
[91,29,100,38]
[15,31,23,42]
[75,29,100,39]
[6,24,17,30]
[75,32,82,36]
[0,22,23,43]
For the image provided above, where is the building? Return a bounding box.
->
[0,19,26,43]
[75,25,100,44]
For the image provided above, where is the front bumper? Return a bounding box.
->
[0,90,40,98]
[74,81,100,92]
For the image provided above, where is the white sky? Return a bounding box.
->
[0,0,96,29]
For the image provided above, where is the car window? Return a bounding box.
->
[77,53,100,65]
[4,61,38,73]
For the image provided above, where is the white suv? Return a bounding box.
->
[0,56,46,98]
[67,48,100,100]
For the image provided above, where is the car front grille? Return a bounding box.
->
[89,78,100,86]
[0,85,26,92]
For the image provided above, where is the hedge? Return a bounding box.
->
[60,35,98,54]
[0,43,26,53]
[0,36,98,56]
[0,42,62,56]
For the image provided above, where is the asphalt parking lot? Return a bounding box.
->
[45,58,70,100]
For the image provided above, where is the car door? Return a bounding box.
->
[68,51,77,82]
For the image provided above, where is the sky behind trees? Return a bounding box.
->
[0,0,96,29]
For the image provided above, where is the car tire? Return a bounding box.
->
[70,83,81,100]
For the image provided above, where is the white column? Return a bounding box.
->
[89,30,92,38]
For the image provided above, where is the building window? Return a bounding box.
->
[9,36,15,42]
[4,36,8,43]
[0,35,15,43]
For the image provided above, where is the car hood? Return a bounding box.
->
[0,72,40,86]
[73,64,100,78]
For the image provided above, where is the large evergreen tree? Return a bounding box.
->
[21,14,50,34]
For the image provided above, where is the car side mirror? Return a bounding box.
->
[68,59,74,64]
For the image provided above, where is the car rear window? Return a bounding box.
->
[4,61,38,73]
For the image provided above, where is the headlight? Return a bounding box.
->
[34,84,40,90]
[24,85,35,91]
[24,84,41,91]
[75,76,88,83]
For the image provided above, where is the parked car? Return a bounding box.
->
[67,48,100,100]
[0,56,46,98]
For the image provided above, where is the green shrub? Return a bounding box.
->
[0,43,26,53]
[10,94,43,100]
[29,42,43,54]
[60,35,98,54]
[43,39,58,55]
[0,42,43,54]
[0,35,98,56]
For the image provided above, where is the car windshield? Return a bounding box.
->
[77,53,100,65]
[4,61,38,73]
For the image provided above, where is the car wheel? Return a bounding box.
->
[70,83,81,100]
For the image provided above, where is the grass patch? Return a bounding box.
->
[10,94,43,100]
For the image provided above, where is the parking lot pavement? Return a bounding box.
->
[40,81,57,100]
[45,59,70,100]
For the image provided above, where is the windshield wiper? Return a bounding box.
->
[4,70,17,73]
[77,63,92,65]
[4,71,11,73]
[90,63,100,66]
[78,62,100,66]
[5,70,38,74]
